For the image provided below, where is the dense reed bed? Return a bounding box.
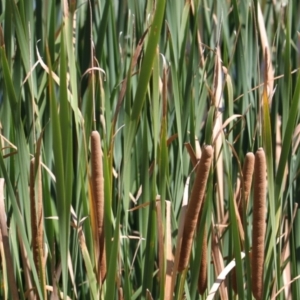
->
[0,1,300,299]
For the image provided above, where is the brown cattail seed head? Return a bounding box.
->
[178,145,213,271]
[238,152,255,225]
[242,152,255,203]
[251,148,266,300]
[91,131,106,282]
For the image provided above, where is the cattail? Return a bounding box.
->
[238,152,255,222]
[30,157,46,298]
[178,145,213,271]
[231,153,255,294]
[91,131,106,282]
[198,227,207,295]
[252,148,266,300]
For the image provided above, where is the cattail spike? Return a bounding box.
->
[178,145,213,271]
[242,152,255,202]
[238,152,255,221]
[252,148,266,300]
[91,131,106,282]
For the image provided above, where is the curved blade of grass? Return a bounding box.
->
[207,252,246,300]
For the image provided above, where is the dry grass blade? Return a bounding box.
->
[212,47,224,223]
[178,145,213,271]
[252,148,267,300]
[207,252,246,300]
[165,201,173,300]
[271,274,300,300]
[0,179,19,300]
[156,199,174,300]
[90,131,106,282]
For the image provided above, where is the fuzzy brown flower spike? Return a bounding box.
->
[252,148,266,300]
[91,131,107,282]
[178,145,213,271]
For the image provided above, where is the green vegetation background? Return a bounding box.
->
[0,0,300,299]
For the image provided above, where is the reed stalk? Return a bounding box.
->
[197,227,207,295]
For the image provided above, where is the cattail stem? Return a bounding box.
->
[198,227,207,295]
[178,145,213,271]
[30,158,46,299]
[91,131,106,282]
[252,148,266,300]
